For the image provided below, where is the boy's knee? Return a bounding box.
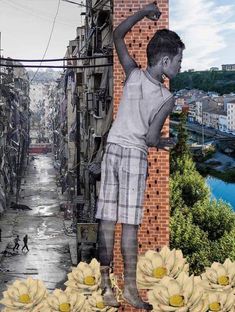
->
[122,223,139,233]
[99,220,116,231]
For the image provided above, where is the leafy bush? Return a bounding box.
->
[191,199,235,240]
[170,209,211,274]
[210,229,235,263]
[170,155,210,212]
[170,112,235,275]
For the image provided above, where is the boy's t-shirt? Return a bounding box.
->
[107,68,173,154]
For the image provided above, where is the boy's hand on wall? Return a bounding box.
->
[157,137,176,151]
[143,2,161,21]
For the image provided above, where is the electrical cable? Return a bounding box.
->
[0,2,112,68]
[100,27,112,47]
[0,1,113,72]
[62,0,112,11]
[13,26,105,67]
[78,27,96,55]
[93,0,112,10]
[2,0,77,28]
[1,63,113,69]
[30,0,61,83]
[62,0,90,9]
[0,55,113,62]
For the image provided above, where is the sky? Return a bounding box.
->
[169,0,235,71]
[0,0,235,71]
[0,0,84,68]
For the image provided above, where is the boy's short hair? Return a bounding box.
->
[147,29,185,67]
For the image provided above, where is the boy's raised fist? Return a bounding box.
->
[143,2,161,21]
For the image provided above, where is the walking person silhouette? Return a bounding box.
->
[22,234,29,252]
[13,235,20,251]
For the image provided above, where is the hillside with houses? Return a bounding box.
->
[173,88,235,135]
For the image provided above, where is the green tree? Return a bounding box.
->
[171,172,209,211]
[191,199,235,240]
[170,112,191,174]
[210,229,235,263]
[171,70,235,95]
[170,154,210,213]
[169,113,235,275]
[170,208,211,274]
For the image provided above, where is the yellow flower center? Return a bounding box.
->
[217,275,229,286]
[96,301,105,309]
[152,267,167,279]
[59,302,71,312]
[19,294,31,304]
[209,302,221,311]
[84,275,95,286]
[169,295,184,307]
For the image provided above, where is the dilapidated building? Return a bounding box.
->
[0,59,30,213]
[48,0,113,260]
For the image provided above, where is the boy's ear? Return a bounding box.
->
[162,55,170,67]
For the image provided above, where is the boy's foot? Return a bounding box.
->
[100,267,120,308]
[123,287,153,310]
[102,288,120,308]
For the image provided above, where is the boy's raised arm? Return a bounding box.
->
[113,2,161,79]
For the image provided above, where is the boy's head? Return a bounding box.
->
[147,29,185,79]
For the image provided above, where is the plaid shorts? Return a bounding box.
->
[96,143,148,225]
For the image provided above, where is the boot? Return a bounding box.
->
[121,224,153,310]
[98,220,120,308]
[101,266,120,307]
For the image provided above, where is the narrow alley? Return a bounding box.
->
[0,154,75,302]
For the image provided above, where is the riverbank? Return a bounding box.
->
[197,151,235,183]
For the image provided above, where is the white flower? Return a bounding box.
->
[64,259,101,294]
[137,246,189,289]
[203,291,235,312]
[83,290,118,312]
[201,259,235,292]
[148,272,206,311]
[0,277,47,311]
[43,289,85,312]
[109,273,122,302]
[2,301,48,312]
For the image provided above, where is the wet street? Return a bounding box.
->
[0,154,74,301]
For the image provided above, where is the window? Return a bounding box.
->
[76,73,83,86]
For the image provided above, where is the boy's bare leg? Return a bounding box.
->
[98,220,120,307]
[122,224,153,310]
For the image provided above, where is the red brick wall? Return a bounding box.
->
[113,1,170,311]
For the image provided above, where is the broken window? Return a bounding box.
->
[76,73,83,86]
[94,11,110,53]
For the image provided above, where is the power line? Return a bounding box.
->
[93,0,112,10]
[31,0,61,83]
[62,0,89,9]
[0,55,113,62]
[2,0,77,28]
[1,63,113,69]
[62,0,112,11]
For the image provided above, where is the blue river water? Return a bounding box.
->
[206,176,235,210]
